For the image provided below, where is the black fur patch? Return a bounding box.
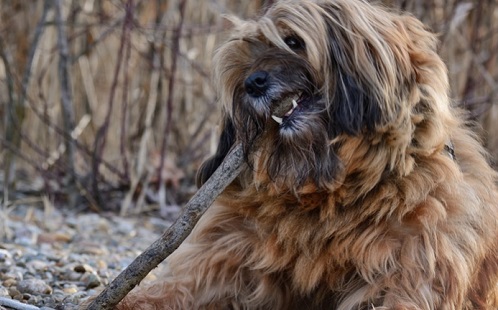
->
[327,71,382,137]
[324,8,383,137]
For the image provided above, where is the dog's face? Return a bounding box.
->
[198,0,449,194]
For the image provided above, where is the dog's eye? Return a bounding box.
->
[284,36,305,50]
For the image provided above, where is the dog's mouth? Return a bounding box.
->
[270,92,310,125]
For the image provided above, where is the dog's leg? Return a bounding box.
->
[117,203,287,310]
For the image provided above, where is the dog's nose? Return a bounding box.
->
[245,71,269,97]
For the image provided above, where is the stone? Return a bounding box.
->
[17,279,52,295]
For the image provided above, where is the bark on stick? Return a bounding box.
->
[86,143,244,310]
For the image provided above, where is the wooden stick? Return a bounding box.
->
[86,143,244,310]
[0,297,40,310]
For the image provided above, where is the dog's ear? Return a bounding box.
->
[325,7,390,136]
[327,69,382,137]
[196,113,236,188]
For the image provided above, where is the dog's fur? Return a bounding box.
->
[118,0,498,308]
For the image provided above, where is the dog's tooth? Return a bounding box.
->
[271,115,283,124]
[292,99,298,109]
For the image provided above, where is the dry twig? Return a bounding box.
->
[92,0,135,204]
[2,0,51,202]
[158,0,188,209]
[54,0,77,206]
[0,297,40,310]
[86,143,244,310]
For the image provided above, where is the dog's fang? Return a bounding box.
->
[271,115,283,124]
[292,99,298,109]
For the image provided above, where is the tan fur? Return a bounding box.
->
[117,0,498,309]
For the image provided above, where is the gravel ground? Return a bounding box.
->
[0,203,177,310]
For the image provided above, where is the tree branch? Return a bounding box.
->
[91,0,134,204]
[86,143,244,310]
[54,0,77,206]
[158,0,187,209]
[2,0,51,202]
[0,297,40,310]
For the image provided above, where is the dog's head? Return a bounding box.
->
[198,0,450,194]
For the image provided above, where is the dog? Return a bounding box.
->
[117,0,498,308]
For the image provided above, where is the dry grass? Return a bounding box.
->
[0,0,496,213]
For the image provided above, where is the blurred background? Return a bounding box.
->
[0,0,497,214]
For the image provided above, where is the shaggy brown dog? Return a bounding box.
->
[118,0,498,308]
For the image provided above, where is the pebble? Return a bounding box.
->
[81,273,101,289]
[8,286,20,298]
[0,205,173,308]
[17,279,53,295]
[0,286,8,296]
[3,278,17,287]
[37,232,72,244]
[73,264,94,273]
[27,260,50,272]
[63,285,78,294]
[0,249,12,260]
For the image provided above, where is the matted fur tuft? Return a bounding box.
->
[117,0,498,309]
